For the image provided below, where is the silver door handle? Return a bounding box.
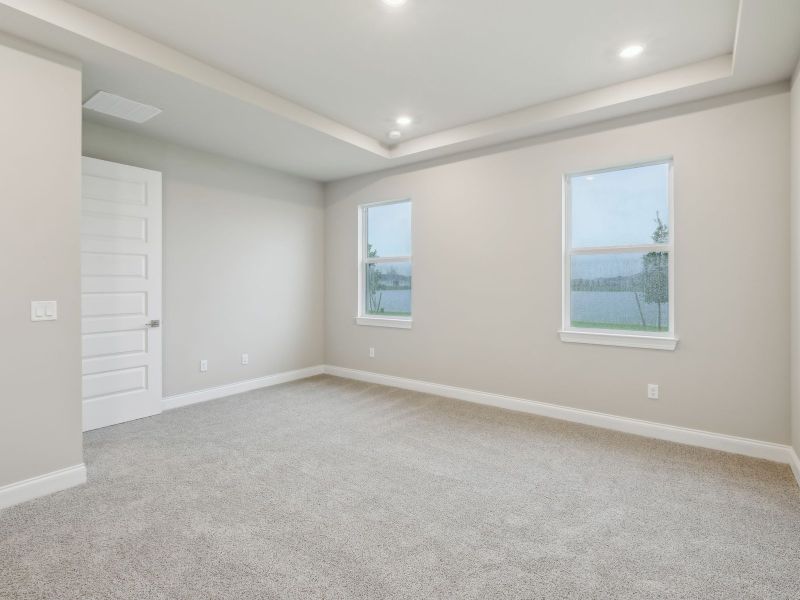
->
[145,319,160,328]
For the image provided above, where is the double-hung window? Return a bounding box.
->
[357,199,412,328]
[561,160,676,350]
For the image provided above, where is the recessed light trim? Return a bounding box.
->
[387,129,403,140]
[395,115,413,127]
[382,0,407,7]
[618,44,644,59]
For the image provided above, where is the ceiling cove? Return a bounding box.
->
[0,0,798,180]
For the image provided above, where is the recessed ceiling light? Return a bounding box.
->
[388,129,403,140]
[618,44,644,59]
[396,115,413,127]
[382,0,407,7]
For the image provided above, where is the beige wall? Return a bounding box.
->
[83,122,324,397]
[791,68,800,456]
[325,90,791,444]
[0,38,83,487]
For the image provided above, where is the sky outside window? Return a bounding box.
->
[570,162,669,248]
[367,201,411,257]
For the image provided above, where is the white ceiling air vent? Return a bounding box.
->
[83,91,162,123]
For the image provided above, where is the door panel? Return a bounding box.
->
[82,174,147,205]
[82,292,147,316]
[82,330,147,359]
[81,252,147,277]
[81,157,162,431]
[83,367,147,400]
[81,212,147,241]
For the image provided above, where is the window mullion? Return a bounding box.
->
[569,244,672,256]
[365,256,412,264]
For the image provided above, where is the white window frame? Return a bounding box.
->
[356,198,413,329]
[560,159,678,350]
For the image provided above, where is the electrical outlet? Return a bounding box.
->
[369,347,375,358]
[647,384,659,400]
[241,353,249,365]
[200,359,208,372]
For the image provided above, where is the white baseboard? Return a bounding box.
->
[790,448,800,488]
[162,365,325,411]
[0,463,87,510]
[323,365,796,467]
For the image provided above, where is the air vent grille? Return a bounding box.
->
[83,91,162,123]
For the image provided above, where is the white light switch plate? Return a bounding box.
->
[31,300,57,321]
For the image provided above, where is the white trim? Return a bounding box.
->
[355,316,413,329]
[0,464,87,510]
[562,159,676,347]
[323,365,794,465]
[357,198,413,322]
[358,198,412,210]
[559,330,678,351]
[790,448,800,489]
[162,365,324,411]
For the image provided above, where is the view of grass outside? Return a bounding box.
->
[571,320,668,332]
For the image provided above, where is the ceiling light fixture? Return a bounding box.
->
[395,115,413,127]
[382,0,407,7]
[387,129,403,140]
[618,44,644,59]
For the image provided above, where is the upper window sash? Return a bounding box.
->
[361,198,412,259]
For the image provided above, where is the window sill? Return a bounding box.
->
[355,316,412,329]
[559,329,678,351]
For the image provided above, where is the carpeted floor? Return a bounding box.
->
[1,375,799,599]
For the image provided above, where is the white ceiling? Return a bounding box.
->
[66,0,739,141]
[0,0,799,181]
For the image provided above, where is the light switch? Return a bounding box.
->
[31,300,57,321]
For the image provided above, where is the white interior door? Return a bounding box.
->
[81,157,162,431]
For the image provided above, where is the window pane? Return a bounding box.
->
[367,201,411,258]
[570,162,669,248]
[365,261,411,316]
[570,252,669,332]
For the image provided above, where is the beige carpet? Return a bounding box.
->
[1,375,798,599]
